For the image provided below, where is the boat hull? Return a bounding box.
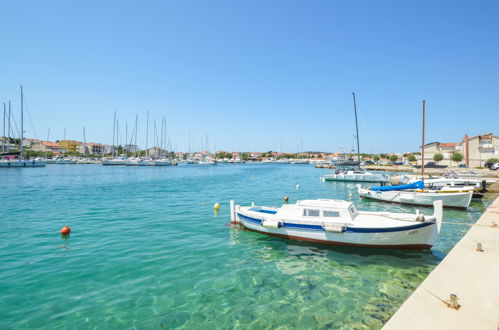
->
[102,160,126,165]
[0,160,46,167]
[237,212,437,250]
[324,172,390,183]
[358,188,472,209]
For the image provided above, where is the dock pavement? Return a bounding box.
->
[383,196,499,330]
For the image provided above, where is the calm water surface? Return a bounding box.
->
[0,164,489,329]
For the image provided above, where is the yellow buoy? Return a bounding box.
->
[214,202,220,211]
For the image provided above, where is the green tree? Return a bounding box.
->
[373,155,380,162]
[486,158,499,164]
[433,153,444,164]
[407,155,416,162]
[389,154,398,162]
[451,152,464,165]
[241,153,248,161]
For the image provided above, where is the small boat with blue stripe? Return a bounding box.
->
[357,181,473,209]
[232,199,443,250]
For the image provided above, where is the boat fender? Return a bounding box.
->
[262,220,280,228]
[323,224,346,233]
[416,214,425,222]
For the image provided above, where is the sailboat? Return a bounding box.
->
[322,93,389,183]
[357,100,473,209]
[0,86,45,168]
[102,111,127,165]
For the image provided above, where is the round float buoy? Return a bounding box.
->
[295,184,300,190]
[60,225,71,236]
[214,202,220,211]
[284,196,289,203]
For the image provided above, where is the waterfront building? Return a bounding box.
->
[123,144,139,153]
[462,133,499,167]
[31,141,63,153]
[420,132,499,167]
[22,138,39,148]
[59,140,82,152]
[76,142,105,155]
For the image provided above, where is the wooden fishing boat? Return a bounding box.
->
[232,199,443,250]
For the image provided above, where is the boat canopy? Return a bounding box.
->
[371,181,424,192]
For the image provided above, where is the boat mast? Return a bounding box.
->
[2,103,5,152]
[20,85,24,160]
[145,111,149,157]
[83,126,86,154]
[352,92,360,168]
[8,102,11,151]
[421,100,426,180]
[134,114,138,157]
[112,111,116,157]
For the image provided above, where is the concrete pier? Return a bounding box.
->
[383,196,499,330]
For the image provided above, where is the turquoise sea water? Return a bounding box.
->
[0,164,489,329]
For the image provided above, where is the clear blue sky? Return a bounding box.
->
[1,0,498,153]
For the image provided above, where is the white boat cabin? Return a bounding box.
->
[253,199,358,223]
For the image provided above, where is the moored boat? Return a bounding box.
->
[155,159,172,166]
[357,181,473,209]
[102,157,127,165]
[323,170,390,183]
[232,199,443,249]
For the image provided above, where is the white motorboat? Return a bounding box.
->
[323,170,391,183]
[448,170,483,179]
[232,199,443,250]
[155,159,172,166]
[198,159,216,165]
[399,174,486,197]
[357,181,473,209]
[102,157,127,165]
[137,159,156,166]
[125,158,139,166]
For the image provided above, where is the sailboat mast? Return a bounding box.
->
[2,103,5,152]
[83,127,86,154]
[112,111,116,157]
[134,114,138,157]
[352,92,360,167]
[20,85,24,160]
[145,111,149,157]
[421,100,426,179]
[8,102,11,149]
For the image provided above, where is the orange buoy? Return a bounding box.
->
[60,225,71,236]
[284,196,289,203]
